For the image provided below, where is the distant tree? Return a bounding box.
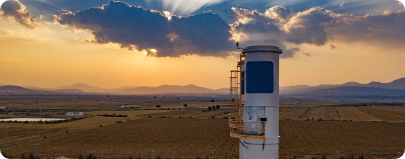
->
[128,155,133,159]
[163,96,165,98]
[28,152,34,159]
[208,107,212,111]
[177,97,179,99]
[183,104,188,107]
[358,154,364,159]
[212,106,216,111]
[216,105,220,109]
[156,105,161,108]
[86,153,97,159]
[211,99,215,102]
[78,154,84,159]
[21,153,25,159]
[154,96,157,98]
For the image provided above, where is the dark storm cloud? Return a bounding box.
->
[0,0,40,29]
[55,1,234,57]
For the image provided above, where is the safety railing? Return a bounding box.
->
[229,120,266,140]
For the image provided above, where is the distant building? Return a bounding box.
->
[0,107,6,110]
[121,105,139,108]
[66,112,83,116]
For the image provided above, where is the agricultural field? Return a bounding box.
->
[2,117,405,159]
[1,96,405,159]
[0,95,228,109]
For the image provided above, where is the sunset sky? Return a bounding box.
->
[0,0,405,89]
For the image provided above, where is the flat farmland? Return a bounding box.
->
[0,96,228,109]
[358,106,405,121]
[2,96,405,159]
[279,107,380,121]
[2,119,405,159]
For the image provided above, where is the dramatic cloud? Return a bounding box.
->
[285,7,405,46]
[55,1,235,57]
[0,0,40,29]
[230,6,300,58]
[230,6,405,58]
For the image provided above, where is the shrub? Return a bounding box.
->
[358,154,364,159]
[318,118,324,121]
[43,136,47,138]
[86,153,96,159]
[156,105,161,108]
[348,155,355,159]
[116,121,122,123]
[78,154,84,159]
[29,152,35,159]
[184,104,188,107]
[24,121,29,123]
[321,155,326,159]
[210,99,214,102]
[100,125,103,127]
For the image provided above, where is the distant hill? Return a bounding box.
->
[0,85,49,95]
[51,89,86,94]
[290,86,405,97]
[121,84,228,94]
[281,77,405,95]
[0,85,86,95]
[52,83,108,93]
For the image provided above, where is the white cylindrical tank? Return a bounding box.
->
[241,45,282,159]
[239,60,245,159]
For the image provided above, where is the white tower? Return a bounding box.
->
[229,45,282,159]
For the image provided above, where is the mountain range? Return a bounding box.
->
[1,77,405,98]
[280,77,405,98]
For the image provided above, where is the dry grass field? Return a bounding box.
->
[1,96,405,159]
[2,119,405,159]
[357,106,405,121]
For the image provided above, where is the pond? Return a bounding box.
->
[0,118,66,121]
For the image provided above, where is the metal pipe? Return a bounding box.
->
[33,143,39,159]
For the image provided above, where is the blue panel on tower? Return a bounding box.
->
[241,71,245,94]
[246,61,274,93]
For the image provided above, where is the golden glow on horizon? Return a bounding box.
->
[1,20,405,89]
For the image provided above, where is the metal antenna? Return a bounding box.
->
[236,42,242,49]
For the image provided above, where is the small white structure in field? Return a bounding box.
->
[66,112,83,116]
[121,105,128,108]
[0,107,6,109]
